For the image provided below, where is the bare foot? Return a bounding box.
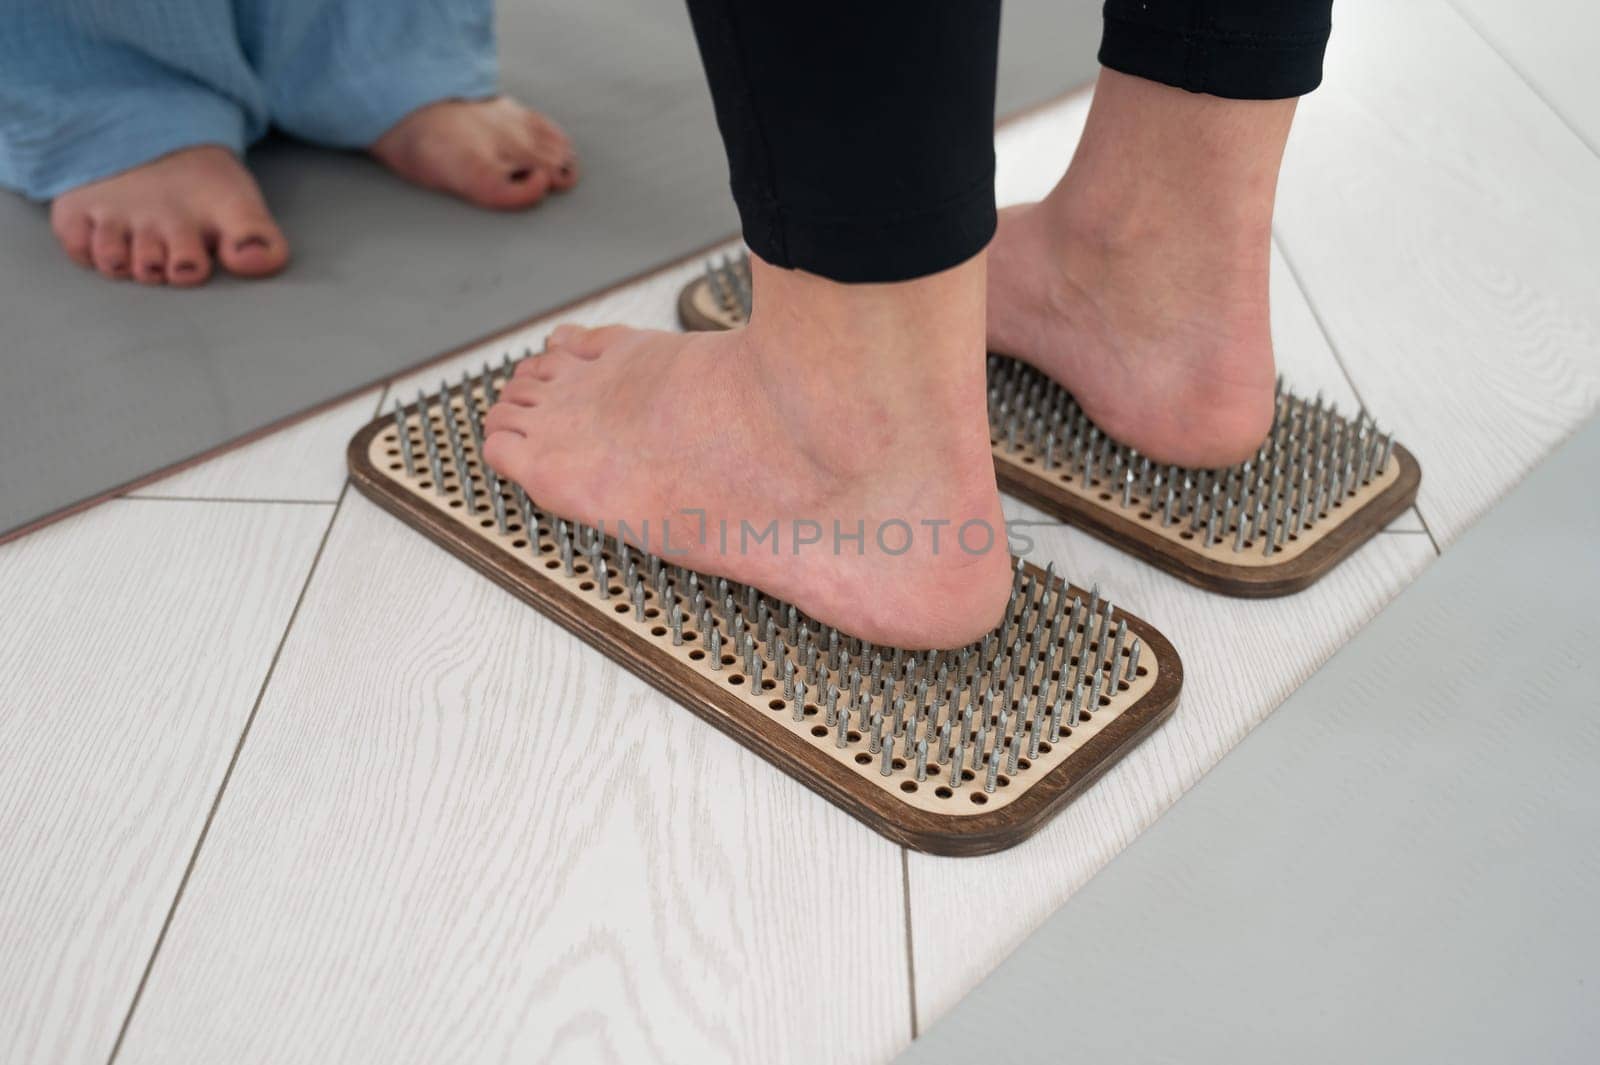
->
[49,146,288,286]
[371,96,577,210]
[483,255,1013,648]
[987,70,1297,469]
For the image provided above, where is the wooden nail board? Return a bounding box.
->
[678,262,1421,596]
[348,370,1182,856]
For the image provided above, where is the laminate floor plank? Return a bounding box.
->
[1275,0,1600,547]
[116,492,911,1065]
[908,508,1437,1027]
[0,500,332,1065]
[130,390,384,504]
[1450,0,1600,155]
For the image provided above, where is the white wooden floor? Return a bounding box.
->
[4,2,1597,1062]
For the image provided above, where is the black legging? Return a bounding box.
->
[685,1,1333,284]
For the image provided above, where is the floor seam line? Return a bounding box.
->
[121,495,337,506]
[901,847,919,1040]
[1274,235,1443,559]
[104,478,353,1065]
[1443,0,1600,162]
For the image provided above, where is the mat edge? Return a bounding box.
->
[346,407,1181,857]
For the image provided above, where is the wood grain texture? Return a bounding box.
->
[0,500,330,1065]
[908,501,1438,1028]
[1275,0,1600,547]
[116,492,912,1065]
[348,411,1182,855]
[129,389,384,502]
[1449,0,1600,154]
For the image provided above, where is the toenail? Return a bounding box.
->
[234,235,269,251]
[558,163,573,178]
[509,167,532,183]
[174,261,198,273]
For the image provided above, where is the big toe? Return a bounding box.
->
[213,203,288,278]
[465,150,553,210]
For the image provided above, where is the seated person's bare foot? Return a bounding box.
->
[987,70,1297,469]
[483,255,1013,649]
[49,145,287,286]
[371,96,577,211]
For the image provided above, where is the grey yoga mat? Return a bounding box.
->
[896,418,1600,1064]
[0,0,1102,540]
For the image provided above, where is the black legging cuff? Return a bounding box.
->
[1098,2,1333,100]
[735,168,996,284]
[686,0,1001,285]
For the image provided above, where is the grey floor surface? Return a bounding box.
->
[0,0,1101,539]
[897,418,1600,1064]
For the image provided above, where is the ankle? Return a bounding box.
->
[1039,69,1293,257]
[742,253,994,469]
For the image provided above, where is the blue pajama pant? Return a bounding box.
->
[0,0,499,200]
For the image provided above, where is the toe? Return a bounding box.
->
[550,155,579,191]
[472,153,553,210]
[549,324,631,360]
[483,398,541,452]
[543,324,588,351]
[89,218,132,279]
[131,226,168,285]
[482,430,538,489]
[513,352,559,382]
[212,202,288,278]
[49,206,94,269]
[165,226,212,287]
[526,115,578,190]
[498,378,541,407]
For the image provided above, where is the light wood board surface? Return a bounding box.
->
[129,390,384,503]
[1449,0,1600,155]
[116,492,911,1065]
[1275,0,1600,548]
[909,506,1436,1025]
[0,500,331,1065]
[8,0,1598,1059]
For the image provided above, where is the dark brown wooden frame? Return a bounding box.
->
[677,274,1423,598]
[349,414,1183,857]
[677,280,734,334]
[996,443,1423,598]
